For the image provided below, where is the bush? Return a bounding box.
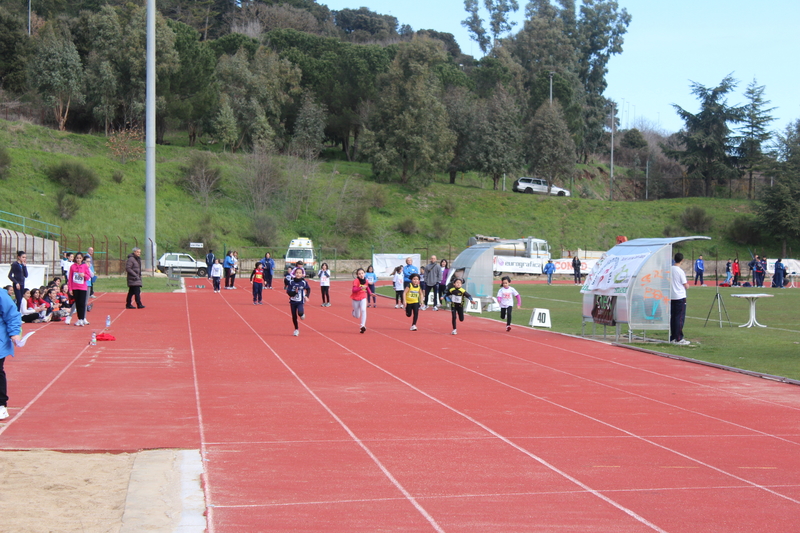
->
[55,190,79,220]
[0,145,11,179]
[253,212,280,246]
[680,206,713,233]
[46,161,100,197]
[181,152,222,208]
[397,217,418,235]
[728,216,761,246]
[112,170,124,184]
[440,196,458,217]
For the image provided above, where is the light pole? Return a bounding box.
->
[610,102,615,201]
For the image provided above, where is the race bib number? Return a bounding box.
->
[451,294,462,304]
[291,292,303,302]
[72,272,85,284]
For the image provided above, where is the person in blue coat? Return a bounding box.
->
[1,289,22,420]
[694,255,704,285]
[772,259,786,288]
[543,259,556,285]
[260,252,275,289]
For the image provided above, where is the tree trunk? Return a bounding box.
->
[492,173,500,190]
[351,126,360,161]
[449,169,456,184]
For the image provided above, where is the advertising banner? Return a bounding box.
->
[553,258,599,274]
[581,253,649,295]
[372,254,420,278]
[492,255,545,275]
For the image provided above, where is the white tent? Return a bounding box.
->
[447,243,496,299]
[580,236,710,338]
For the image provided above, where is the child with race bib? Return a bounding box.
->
[286,268,311,336]
[497,276,522,332]
[403,273,423,331]
[446,278,475,335]
[351,268,372,333]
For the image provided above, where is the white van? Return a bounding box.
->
[284,238,317,278]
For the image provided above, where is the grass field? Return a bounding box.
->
[377,282,800,381]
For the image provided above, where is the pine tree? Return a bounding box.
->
[738,79,776,199]
[758,120,800,257]
[528,100,575,191]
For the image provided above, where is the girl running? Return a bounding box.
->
[319,263,331,307]
[403,273,422,331]
[446,277,474,335]
[351,268,371,333]
[286,268,311,336]
[496,276,522,332]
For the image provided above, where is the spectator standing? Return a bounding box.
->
[438,259,450,308]
[223,252,234,289]
[725,259,732,284]
[86,247,97,298]
[748,255,759,284]
[731,258,741,286]
[125,248,145,309]
[318,263,331,307]
[694,255,704,285]
[205,250,215,281]
[572,255,582,285]
[0,288,22,420]
[210,259,223,293]
[754,257,765,287]
[8,251,28,310]
[773,259,786,288]
[61,252,73,278]
[392,266,404,308]
[543,260,556,285]
[402,257,418,289]
[422,256,441,311]
[365,265,378,308]
[260,252,275,289]
[670,253,690,345]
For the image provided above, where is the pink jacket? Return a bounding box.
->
[351,278,372,301]
[68,263,92,292]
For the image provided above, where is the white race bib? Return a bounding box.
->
[72,271,85,284]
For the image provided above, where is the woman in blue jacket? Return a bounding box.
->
[543,260,556,285]
[1,289,23,420]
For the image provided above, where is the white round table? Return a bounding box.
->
[731,293,774,328]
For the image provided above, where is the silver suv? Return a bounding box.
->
[513,177,571,196]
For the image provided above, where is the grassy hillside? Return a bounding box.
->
[0,118,789,261]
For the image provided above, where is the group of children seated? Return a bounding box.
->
[5,277,89,324]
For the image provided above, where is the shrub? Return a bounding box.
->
[112,170,124,184]
[728,216,761,246]
[680,206,713,233]
[397,217,418,235]
[46,161,99,197]
[181,152,222,208]
[253,212,280,246]
[0,145,11,179]
[440,196,458,217]
[107,127,144,164]
[55,190,79,220]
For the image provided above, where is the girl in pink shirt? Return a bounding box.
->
[350,268,372,334]
[67,252,92,326]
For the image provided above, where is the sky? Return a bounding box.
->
[321,0,800,136]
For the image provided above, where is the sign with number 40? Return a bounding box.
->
[529,308,552,328]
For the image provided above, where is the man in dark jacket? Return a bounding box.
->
[572,255,582,285]
[125,248,145,309]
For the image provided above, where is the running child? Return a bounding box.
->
[351,268,371,333]
[403,273,422,331]
[319,263,331,307]
[210,259,223,293]
[496,276,521,332]
[365,265,377,308]
[250,262,265,304]
[446,278,475,335]
[285,261,305,289]
[286,268,311,336]
[392,266,404,308]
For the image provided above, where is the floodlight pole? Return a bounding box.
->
[144,0,156,271]
[610,102,615,201]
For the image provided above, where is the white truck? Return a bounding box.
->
[468,235,551,276]
[284,237,317,278]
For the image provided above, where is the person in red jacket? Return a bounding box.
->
[351,268,372,334]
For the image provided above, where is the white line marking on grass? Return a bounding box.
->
[219,297,447,533]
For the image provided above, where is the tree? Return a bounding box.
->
[472,86,524,190]
[620,128,647,150]
[461,0,519,54]
[29,24,84,131]
[757,120,800,257]
[291,91,327,158]
[444,86,480,184]
[738,79,775,199]
[528,100,575,191]
[366,39,456,187]
[664,75,744,197]
[333,7,398,42]
[0,7,28,93]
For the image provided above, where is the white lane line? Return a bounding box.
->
[457,328,800,447]
[365,327,800,507]
[0,345,90,437]
[219,295,446,533]
[300,324,670,533]
[185,291,215,533]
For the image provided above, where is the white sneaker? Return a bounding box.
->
[452,329,457,335]
[75,319,83,326]
[676,339,691,345]
[421,306,428,311]
[0,405,8,420]
[410,325,417,331]
[293,330,299,336]
[65,316,71,325]
[83,319,90,325]
[433,307,438,311]
[300,314,305,321]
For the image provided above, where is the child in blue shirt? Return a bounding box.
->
[286,268,311,336]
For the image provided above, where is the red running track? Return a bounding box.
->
[1,280,799,532]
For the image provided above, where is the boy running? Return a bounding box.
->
[446,278,475,335]
[496,276,522,332]
[286,268,311,336]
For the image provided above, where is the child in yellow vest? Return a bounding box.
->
[403,273,422,331]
